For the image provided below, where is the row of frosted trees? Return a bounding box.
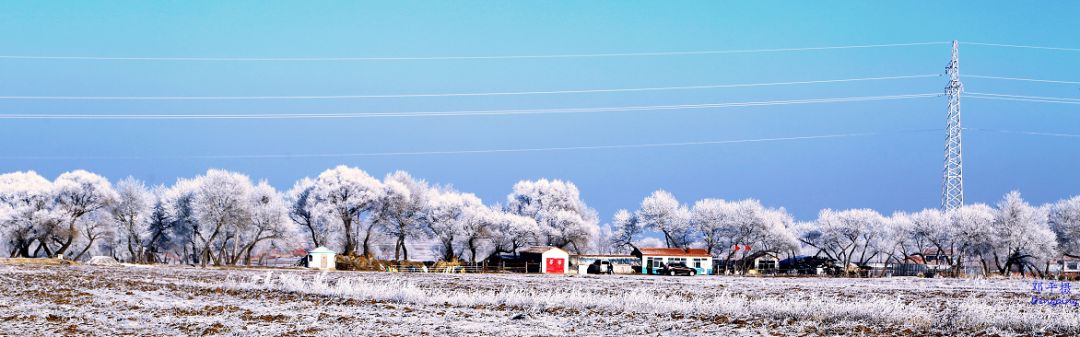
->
[612,190,1080,277]
[2,166,1078,276]
[0,166,598,266]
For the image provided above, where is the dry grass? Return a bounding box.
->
[0,258,77,266]
[0,264,1076,336]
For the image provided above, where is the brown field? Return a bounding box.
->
[0,263,1077,336]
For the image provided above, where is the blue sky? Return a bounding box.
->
[0,1,1077,222]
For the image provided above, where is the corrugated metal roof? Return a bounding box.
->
[519,246,565,254]
[635,248,711,257]
[570,254,636,258]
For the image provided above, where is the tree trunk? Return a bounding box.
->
[218,239,229,265]
[442,239,455,262]
[54,218,82,256]
[468,238,479,265]
[662,230,674,248]
[36,239,53,258]
[73,237,96,261]
[200,247,212,267]
[242,245,256,265]
[305,220,322,248]
[361,223,375,258]
[394,235,409,262]
[127,239,137,263]
[16,241,32,258]
[342,218,355,256]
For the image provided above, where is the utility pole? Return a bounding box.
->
[942,40,964,211]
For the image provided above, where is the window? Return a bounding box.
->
[693,258,702,268]
[1069,262,1078,270]
[758,259,777,270]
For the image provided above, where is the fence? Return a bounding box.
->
[380,262,533,274]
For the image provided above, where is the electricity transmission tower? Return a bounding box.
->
[942,40,964,211]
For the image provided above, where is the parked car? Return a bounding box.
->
[779,256,841,275]
[660,262,697,276]
[587,260,613,274]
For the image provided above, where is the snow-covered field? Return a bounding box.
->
[0,264,1077,336]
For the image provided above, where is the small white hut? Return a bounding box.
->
[519,246,570,274]
[305,247,336,270]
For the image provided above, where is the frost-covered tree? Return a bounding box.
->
[757,207,801,255]
[608,209,642,252]
[109,177,154,263]
[142,187,173,263]
[426,188,481,262]
[51,170,118,258]
[72,212,115,261]
[689,199,733,256]
[0,171,56,258]
[593,223,617,254]
[636,190,693,248]
[190,169,253,266]
[232,181,291,265]
[488,209,540,258]
[809,208,885,274]
[991,191,1056,277]
[286,177,329,248]
[908,208,951,258]
[505,179,598,253]
[947,204,996,274]
[717,200,795,260]
[458,205,496,264]
[1049,196,1080,257]
[879,212,917,268]
[161,178,199,264]
[373,171,431,261]
[311,165,384,257]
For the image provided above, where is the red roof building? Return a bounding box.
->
[631,247,713,275]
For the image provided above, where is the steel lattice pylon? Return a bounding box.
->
[942,40,964,211]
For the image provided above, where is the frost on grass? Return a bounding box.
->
[0,265,1077,336]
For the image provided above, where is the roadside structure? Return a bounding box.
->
[305,246,336,270]
[632,247,712,275]
[518,246,570,274]
[570,254,638,274]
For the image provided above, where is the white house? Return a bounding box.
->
[519,246,570,274]
[1057,256,1080,277]
[632,247,713,275]
[305,247,336,270]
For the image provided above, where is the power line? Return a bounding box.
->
[0,42,949,62]
[0,129,941,160]
[965,74,1080,85]
[965,128,1080,138]
[966,92,1080,105]
[967,92,1080,101]
[964,42,1080,53]
[0,93,942,120]
[0,74,940,100]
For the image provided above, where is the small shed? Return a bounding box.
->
[632,247,713,275]
[1056,256,1080,278]
[741,251,781,275]
[570,254,638,274]
[305,246,336,270]
[519,246,570,274]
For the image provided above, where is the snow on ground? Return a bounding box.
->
[0,264,1077,336]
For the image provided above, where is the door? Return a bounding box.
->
[320,256,327,269]
[546,258,564,273]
